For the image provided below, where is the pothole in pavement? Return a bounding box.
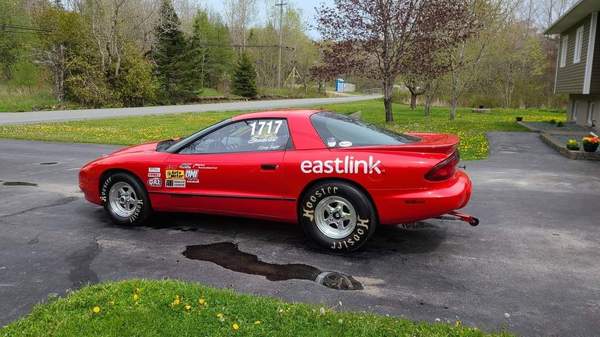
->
[183,242,363,291]
[2,181,38,187]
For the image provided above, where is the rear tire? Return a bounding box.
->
[299,181,377,252]
[100,172,152,226]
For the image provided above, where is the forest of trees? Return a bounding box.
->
[0,0,578,110]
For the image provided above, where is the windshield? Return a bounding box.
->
[310,112,419,148]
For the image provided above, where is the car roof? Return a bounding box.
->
[232,109,321,121]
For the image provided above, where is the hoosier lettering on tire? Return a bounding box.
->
[299,181,377,252]
[100,172,152,226]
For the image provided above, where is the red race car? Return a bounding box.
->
[80,110,477,252]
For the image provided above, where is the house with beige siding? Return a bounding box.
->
[546,0,600,130]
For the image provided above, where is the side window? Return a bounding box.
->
[560,35,568,68]
[574,26,584,64]
[180,119,290,154]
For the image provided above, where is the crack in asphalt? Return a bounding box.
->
[0,196,79,219]
[65,239,101,289]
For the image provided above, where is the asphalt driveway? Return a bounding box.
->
[1,132,599,337]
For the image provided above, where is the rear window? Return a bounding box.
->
[310,112,419,148]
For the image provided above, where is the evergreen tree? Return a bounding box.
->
[187,10,234,92]
[153,0,191,102]
[232,53,257,98]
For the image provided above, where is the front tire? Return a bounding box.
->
[100,172,151,226]
[299,181,377,252]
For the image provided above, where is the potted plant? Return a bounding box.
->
[566,139,580,151]
[582,135,600,153]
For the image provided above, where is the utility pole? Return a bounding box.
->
[275,1,287,89]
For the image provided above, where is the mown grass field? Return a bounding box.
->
[0,99,564,159]
[0,85,61,112]
[0,279,512,337]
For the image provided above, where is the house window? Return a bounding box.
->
[574,26,584,64]
[560,35,568,67]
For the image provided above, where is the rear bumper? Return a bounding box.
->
[376,171,472,225]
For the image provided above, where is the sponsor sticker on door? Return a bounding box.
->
[165,179,186,188]
[147,178,162,187]
[185,169,199,183]
[166,170,184,179]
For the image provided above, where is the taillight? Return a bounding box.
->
[425,151,460,181]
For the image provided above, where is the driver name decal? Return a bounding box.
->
[301,156,382,175]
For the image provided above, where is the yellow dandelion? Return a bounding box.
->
[232,323,240,330]
[198,298,206,305]
[184,304,192,311]
[133,294,140,301]
[92,306,101,314]
[171,295,181,307]
[217,313,225,322]
[254,320,261,325]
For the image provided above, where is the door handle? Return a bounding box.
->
[261,164,279,171]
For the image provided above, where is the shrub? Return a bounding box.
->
[549,119,557,124]
[114,48,159,107]
[566,139,579,151]
[556,121,564,127]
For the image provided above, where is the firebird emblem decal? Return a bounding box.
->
[300,156,382,174]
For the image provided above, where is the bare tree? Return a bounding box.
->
[36,44,66,101]
[316,0,479,122]
[224,0,256,50]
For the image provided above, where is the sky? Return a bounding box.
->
[201,0,333,39]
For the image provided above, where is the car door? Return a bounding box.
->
[161,118,293,220]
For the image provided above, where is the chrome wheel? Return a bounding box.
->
[314,196,357,239]
[108,181,139,218]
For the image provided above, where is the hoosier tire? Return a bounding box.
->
[100,172,152,226]
[299,181,377,252]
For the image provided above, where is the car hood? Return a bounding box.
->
[110,142,159,156]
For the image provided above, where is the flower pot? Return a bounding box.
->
[583,142,599,153]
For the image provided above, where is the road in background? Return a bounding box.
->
[0,95,381,125]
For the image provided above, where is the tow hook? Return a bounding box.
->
[438,211,479,227]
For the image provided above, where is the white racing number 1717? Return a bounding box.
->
[249,120,283,136]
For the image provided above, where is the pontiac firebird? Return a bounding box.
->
[79,110,478,252]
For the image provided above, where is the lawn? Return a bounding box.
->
[0,85,62,112]
[198,88,224,97]
[0,279,511,337]
[0,99,564,159]
[318,101,565,160]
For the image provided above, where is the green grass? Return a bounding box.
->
[198,88,223,97]
[316,101,565,160]
[0,85,62,112]
[0,100,565,159]
[0,112,236,145]
[0,279,511,337]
